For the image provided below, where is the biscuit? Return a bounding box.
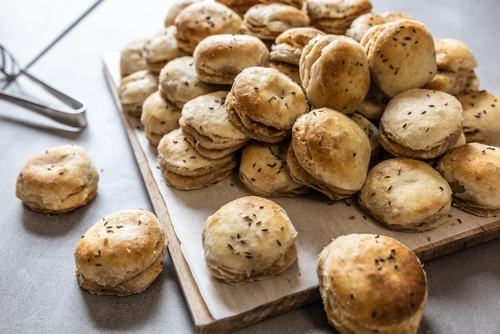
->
[270,27,325,65]
[193,34,269,85]
[436,143,500,217]
[359,158,452,232]
[118,70,158,117]
[74,209,167,296]
[215,0,261,15]
[159,56,224,109]
[361,19,437,98]
[307,0,372,35]
[346,13,386,42]
[355,83,388,121]
[140,90,181,147]
[268,61,301,85]
[239,140,310,197]
[350,113,380,157]
[141,26,190,74]
[300,34,370,114]
[175,2,242,54]
[456,90,500,146]
[290,108,371,200]
[16,145,99,214]
[119,39,148,78]
[379,11,414,22]
[202,196,298,284]
[241,3,310,41]
[179,91,250,159]
[379,89,463,159]
[317,234,427,334]
[157,128,237,190]
[164,0,203,27]
[226,66,308,143]
[425,38,479,95]
[258,0,306,9]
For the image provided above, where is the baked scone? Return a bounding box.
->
[379,88,463,159]
[355,82,388,121]
[350,113,380,157]
[270,27,325,66]
[268,61,301,86]
[317,234,428,334]
[358,158,452,232]
[15,144,99,214]
[174,1,242,54]
[119,39,148,78]
[215,0,261,15]
[436,143,500,217]
[141,26,190,74]
[193,34,269,85]
[158,56,224,109]
[288,108,371,200]
[118,70,158,117]
[300,34,370,114]
[164,0,203,27]
[202,196,298,284]
[379,11,414,22]
[456,90,500,146]
[345,13,386,42]
[157,128,237,190]
[239,140,310,197]
[258,0,306,9]
[179,91,250,159]
[241,3,310,41]
[307,0,372,35]
[140,90,182,147]
[425,38,479,95]
[361,19,437,98]
[74,209,168,296]
[226,66,309,143]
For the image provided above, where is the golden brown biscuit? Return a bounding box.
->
[140,90,181,147]
[355,82,388,121]
[175,2,242,54]
[350,113,380,157]
[270,27,326,65]
[239,140,309,197]
[358,158,452,232]
[346,13,386,42]
[317,234,427,334]
[119,39,148,78]
[268,61,302,85]
[258,0,306,9]
[226,66,309,143]
[118,70,158,117]
[456,90,500,146]
[300,34,370,114]
[307,0,373,34]
[74,210,167,296]
[164,0,203,27]
[241,3,310,40]
[215,0,261,15]
[193,34,269,85]
[379,89,463,159]
[202,196,298,284]
[290,108,371,200]
[361,19,437,98]
[436,143,500,217]
[15,145,99,214]
[379,11,414,22]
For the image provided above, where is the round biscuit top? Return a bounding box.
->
[270,27,326,65]
[346,13,386,42]
[164,0,203,27]
[74,210,166,287]
[120,39,148,77]
[142,26,189,64]
[227,66,308,130]
[317,234,427,331]
[300,34,370,113]
[292,108,371,192]
[380,89,463,151]
[118,70,158,105]
[361,19,437,98]
[436,143,500,209]
[307,0,373,20]
[434,38,478,72]
[202,196,297,274]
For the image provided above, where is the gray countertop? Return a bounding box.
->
[1,1,499,333]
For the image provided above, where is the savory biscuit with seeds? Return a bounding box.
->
[140,90,181,147]
[355,83,388,121]
[164,0,203,27]
[202,196,298,284]
[350,113,380,157]
[317,234,427,334]
[215,0,261,15]
[268,61,301,85]
[118,70,158,117]
[179,91,250,159]
[120,39,148,78]
[358,158,452,232]
[157,128,237,190]
[379,89,463,159]
[270,27,326,66]
[16,145,99,214]
[239,140,309,197]
[193,34,269,85]
[174,1,242,54]
[436,143,500,217]
[74,209,167,296]
[361,19,437,98]
[300,34,370,114]
[345,13,386,42]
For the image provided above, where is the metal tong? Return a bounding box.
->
[0,44,87,128]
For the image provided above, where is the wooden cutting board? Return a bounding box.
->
[103,53,500,333]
